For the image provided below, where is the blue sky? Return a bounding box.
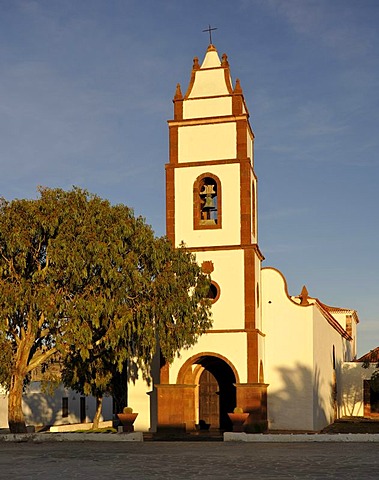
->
[1,0,378,356]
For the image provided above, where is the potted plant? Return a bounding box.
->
[117,407,138,432]
[227,407,249,432]
[195,419,211,431]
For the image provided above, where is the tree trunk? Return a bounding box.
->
[92,396,103,430]
[8,372,27,433]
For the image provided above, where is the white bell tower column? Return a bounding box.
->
[160,44,268,432]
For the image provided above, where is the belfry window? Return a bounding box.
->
[200,178,217,224]
[194,174,222,230]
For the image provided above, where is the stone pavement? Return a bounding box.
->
[0,441,378,479]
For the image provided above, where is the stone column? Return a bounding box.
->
[155,384,196,432]
[235,382,269,433]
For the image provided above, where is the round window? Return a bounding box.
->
[207,281,220,303]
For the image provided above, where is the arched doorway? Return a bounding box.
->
[187,355,237,430]
[199,369,219,428]
[197,356,236,430]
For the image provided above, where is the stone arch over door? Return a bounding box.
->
[177,353,239,430]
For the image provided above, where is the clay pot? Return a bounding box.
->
[227,412,249,432]
[117,413,138,432]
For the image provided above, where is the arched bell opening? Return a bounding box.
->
[177,353,238,431]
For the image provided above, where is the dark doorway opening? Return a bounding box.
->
[364,380,379,416]
[80,397,86,423]
[199,369,219,428]
[197,356,236,430]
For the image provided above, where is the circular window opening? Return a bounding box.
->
[207,281,220,303]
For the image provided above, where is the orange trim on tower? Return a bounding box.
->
[232,79,243,116]
[165,166,175,243]
[184,56,200,99]
[240,159,252,245]
[246,331,259,383]
[236,119,248,160]
[168,125,178,165]
[173,83,183,120]
[244,248,256,330]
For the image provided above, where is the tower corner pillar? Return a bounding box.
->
[234,382,269,433]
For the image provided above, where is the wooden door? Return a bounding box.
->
[199,369,219,428]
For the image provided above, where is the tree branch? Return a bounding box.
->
[27,347,57,373]
[39,327,51,339]
[38,312,46,329]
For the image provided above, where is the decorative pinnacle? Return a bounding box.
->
[221,53,229,67]
[174,83,183,100]
[299,285,309,306]
[234,78,242,94]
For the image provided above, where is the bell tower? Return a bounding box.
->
[160,44,268,432]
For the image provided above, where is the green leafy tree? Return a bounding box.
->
[0,187,212,433]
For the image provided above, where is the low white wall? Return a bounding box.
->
[0,392,8,428]
[0,382,113,428]
[23,383,113,427]
[340,362,376,417]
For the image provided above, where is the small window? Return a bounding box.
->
[207,281,220,303]
[332,346,336,370]
[256,282,260,309]
[62,397,68,418]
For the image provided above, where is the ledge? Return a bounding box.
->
[224,432,379,442]
[0,431,143,442]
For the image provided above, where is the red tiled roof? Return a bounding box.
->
[356,347,379,363]
[315,301,352,340]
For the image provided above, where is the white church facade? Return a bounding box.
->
[0,44,377,433]
[126,43,376,433]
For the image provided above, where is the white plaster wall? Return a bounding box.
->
[262,268,314,431]
[255,261,265,372]
[254,254,262,331]
[169,332,248,385]
[312,308,345,430]
[351,320,357,357]
[128,331,249,432]
[0,392,8,428]
[247,129,253,162]
[325,313,357,359]
[178,123,236,163]
[188,69,229,98]
[127,376,153,432]
[194,250,245,330]
[340,362,376,416]
[174,164,241,248]
[20,383,113,427]
[200,50,221,69]
[332,312,347,330]
[183,97,232,119]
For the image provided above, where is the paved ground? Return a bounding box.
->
[0,441,378,479]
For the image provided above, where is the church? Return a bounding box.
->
[0,43,377,433]
[126,43,377,433]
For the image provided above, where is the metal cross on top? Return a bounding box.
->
[202,24,217,44]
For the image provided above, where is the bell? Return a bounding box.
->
[200,184,216,195]
[203,195,214,209]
